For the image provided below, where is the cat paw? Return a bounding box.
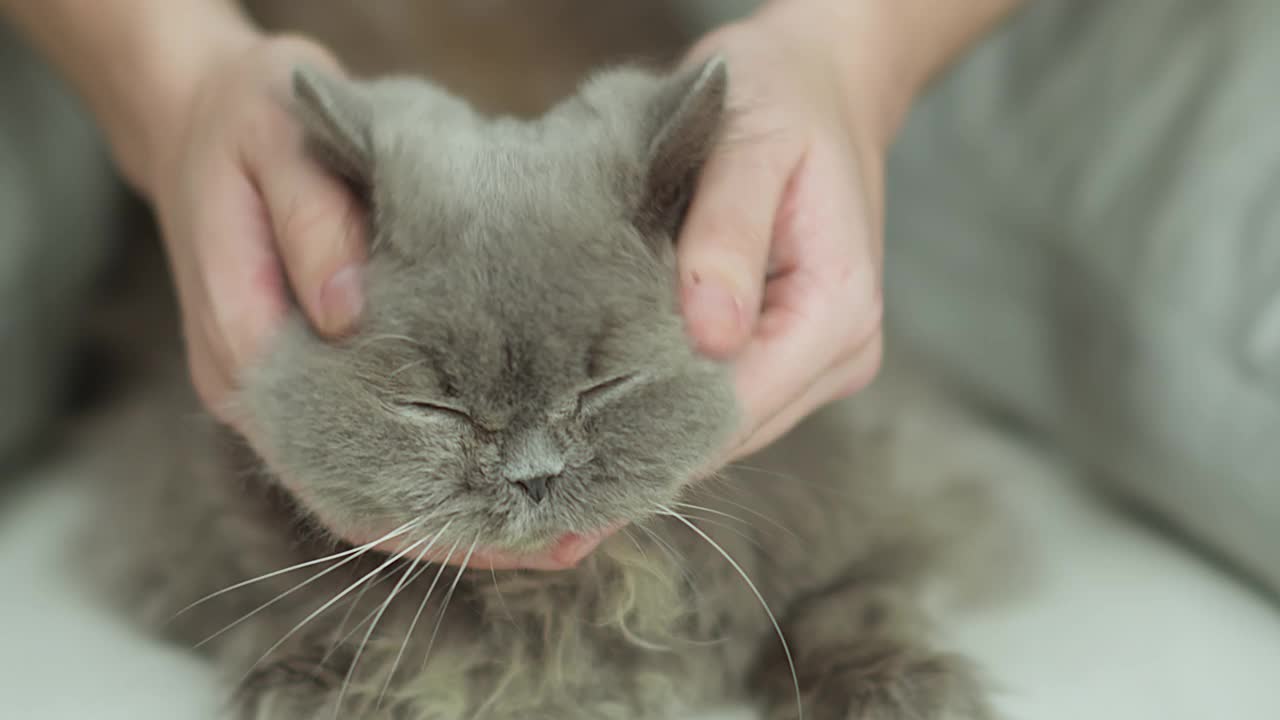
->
[761,647,996,720]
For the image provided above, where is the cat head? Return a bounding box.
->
[240,58,737,557]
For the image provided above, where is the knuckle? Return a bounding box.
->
[684,213,770,262]
[827,265,882,349]
[240,99,288,148]
[832,373,860,401]
[279,198,354,257]
[836,339,883,400]
[852,286,885,343]
[239,98,298,159]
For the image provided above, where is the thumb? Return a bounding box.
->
[249,129,367,338]
[677,128,798,358]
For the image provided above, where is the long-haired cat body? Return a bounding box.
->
[89,57,1021,720]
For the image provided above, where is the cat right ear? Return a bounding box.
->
[291,66,375,191]
[636,56,730,240]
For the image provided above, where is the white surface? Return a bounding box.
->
[2,448,1278,720]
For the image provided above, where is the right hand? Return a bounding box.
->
[141,34,367,429]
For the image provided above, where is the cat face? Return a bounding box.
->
[240,59,737,555]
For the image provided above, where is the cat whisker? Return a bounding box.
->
[489,561,516,625]
[323,571,428,667]
[633,522,684,567]
[191,527,421,650]
[722,461,794,480]
[418,539,478,674]
[237,532,435,689]
[680,496,799,541]
[334,525,446,720]
[376,539,461,706]
[325,569,394,663]
[721,463,857,501]
[669,511,765,553]
[471,662,520,720]
[323,525,452,665]
[620,526,650,564]
[657,506,804,720]
[633,521,706,606]
[175,519,418,621]
[671,501,749,527]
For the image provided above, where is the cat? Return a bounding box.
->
[85,56,1013,720]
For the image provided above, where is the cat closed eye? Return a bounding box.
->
[398,399,476,425]
[576,374,639,412]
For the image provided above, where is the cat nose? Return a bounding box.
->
[510,474,555,504]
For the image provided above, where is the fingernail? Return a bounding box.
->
[320,264,363,334]
[684,272,744,354]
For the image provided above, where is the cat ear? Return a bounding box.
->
[636,55,730,238]
[291,66,375,190]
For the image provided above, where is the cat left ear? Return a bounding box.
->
[637,55,730,239]
[291,66,375,191]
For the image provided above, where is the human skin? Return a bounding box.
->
[1,0,1022,568]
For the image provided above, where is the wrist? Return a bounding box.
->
[752,0,911,150]
[102,4,260,195]
[757,0,1021,149]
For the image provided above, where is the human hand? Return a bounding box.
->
[141,34,367,429]
[139,33,614,572]
[678,3,893,462]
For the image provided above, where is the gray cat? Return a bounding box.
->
[87,57,1013,720]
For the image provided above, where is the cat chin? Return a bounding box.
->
[269,461,626,571]
[364,524,623,571]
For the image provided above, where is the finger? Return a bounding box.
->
[246,110,367,338]
[172,149,290,417]
[187,327,239,426]
[730,333,883,460]
[728,145,882,429]
[677,115,802,358]
[729,272,832,428]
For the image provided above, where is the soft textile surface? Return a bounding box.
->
[3,441,1277,719]
[0,21,118,470]
[885,0,1280,595]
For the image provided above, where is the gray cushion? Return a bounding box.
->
[886,0,1280,594]
[0,22,118,468]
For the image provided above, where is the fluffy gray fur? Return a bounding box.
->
[87,58,1013,720]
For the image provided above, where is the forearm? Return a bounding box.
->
[0,0,259,191]
[763,0,1024,145]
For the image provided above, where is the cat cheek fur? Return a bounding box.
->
[587,372,737,483]
[236,322,471,540]
[230,58,739,554]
